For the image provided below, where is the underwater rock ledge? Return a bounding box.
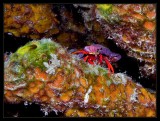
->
[4,38,156,117]
[74,4,156,79]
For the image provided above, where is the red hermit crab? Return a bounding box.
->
[72,44,121,74]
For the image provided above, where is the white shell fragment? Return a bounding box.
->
[84,86,92,104]
[43,54,61,75]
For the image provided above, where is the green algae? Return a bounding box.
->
[9,39,57,70]
[96,4,113,14]
[96,4,120,24]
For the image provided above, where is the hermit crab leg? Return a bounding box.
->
[103,56,114,74]
[83,55,89,62]
[87,58,94,65]
[72,50,89,55]
[83,55,93,65]
[87,55,95,65]
[83,55,94,65]
[98,54,103,65]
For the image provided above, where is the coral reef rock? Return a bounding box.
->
[4,38,156,117]
[4,4,60,39]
